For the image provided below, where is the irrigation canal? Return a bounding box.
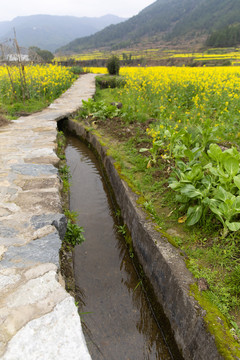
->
[65,133,181,360]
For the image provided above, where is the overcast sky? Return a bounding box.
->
[0,0,155,21]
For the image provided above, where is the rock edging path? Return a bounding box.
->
[0,74,96,359]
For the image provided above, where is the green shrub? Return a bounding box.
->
[96,75,126,89]
[107,55,120,75]
[69,66,84,75]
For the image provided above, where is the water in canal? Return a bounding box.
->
[65,134,179,360]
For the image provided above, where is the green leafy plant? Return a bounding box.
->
[140,139,163,166]
[209,187,240,237]
[169,143,240,235]
[80,98,121,120]
[117,224,127,235]
[64,220,85,246]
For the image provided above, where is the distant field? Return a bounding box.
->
[55,47,240,66]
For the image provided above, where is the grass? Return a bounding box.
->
[2,99,50,118]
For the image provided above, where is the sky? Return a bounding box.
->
[0,0,155,22]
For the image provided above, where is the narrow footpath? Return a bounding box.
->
[0,74,96,359]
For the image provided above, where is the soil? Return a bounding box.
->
[90,116,152,141]
[0,115,10,127]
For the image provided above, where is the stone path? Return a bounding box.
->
[0,74,96,359]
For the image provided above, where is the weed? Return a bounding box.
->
[64,220,85,246]
[117,224,127,236]
[133,280,142,292]
[64,209,78,222]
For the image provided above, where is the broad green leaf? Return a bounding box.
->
[169,181,181,190]
[208,200,224,225]
[186,205,203,226]
[223,157,239,177]
[154,140,163,147]
[180,184,202,199]
[219,202,231,219]
[226,221,240,232]
[207,143,223,162]
[218,167,229,180]
[201,176,213,189]
[214,186,233,202]
[209,202,223,217]
[234,175,240,190]
[175,194,189,203]
[208,166,221,177]
[139,148,149,152]
[184,149,193,161]
[186,164,203,182]
[224,147,240,161]
[233,196,240,212]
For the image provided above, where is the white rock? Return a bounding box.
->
[24,263,57,281]
[0,274,21,291]
[7,271,64,308]
[32,225,56,240]
[2,297,92,360]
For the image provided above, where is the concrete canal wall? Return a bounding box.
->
[0,74,96,359]
[67,119,227,360]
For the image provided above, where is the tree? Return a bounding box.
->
[107,55,120,75]
[28,46,54,62]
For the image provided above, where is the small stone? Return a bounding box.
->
[11,164,58,177]
[198,277,209,292]
[32,225,56,240]
[0,246,7,260]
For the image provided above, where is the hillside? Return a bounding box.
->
[0,14,126,52]
[58,0,240,53]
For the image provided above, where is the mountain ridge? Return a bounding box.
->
[58,0,240,53]
[0,14,126,52]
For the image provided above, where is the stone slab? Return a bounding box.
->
[0,74,97,359]
[0,232,61,268]
[2,297,91,360]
